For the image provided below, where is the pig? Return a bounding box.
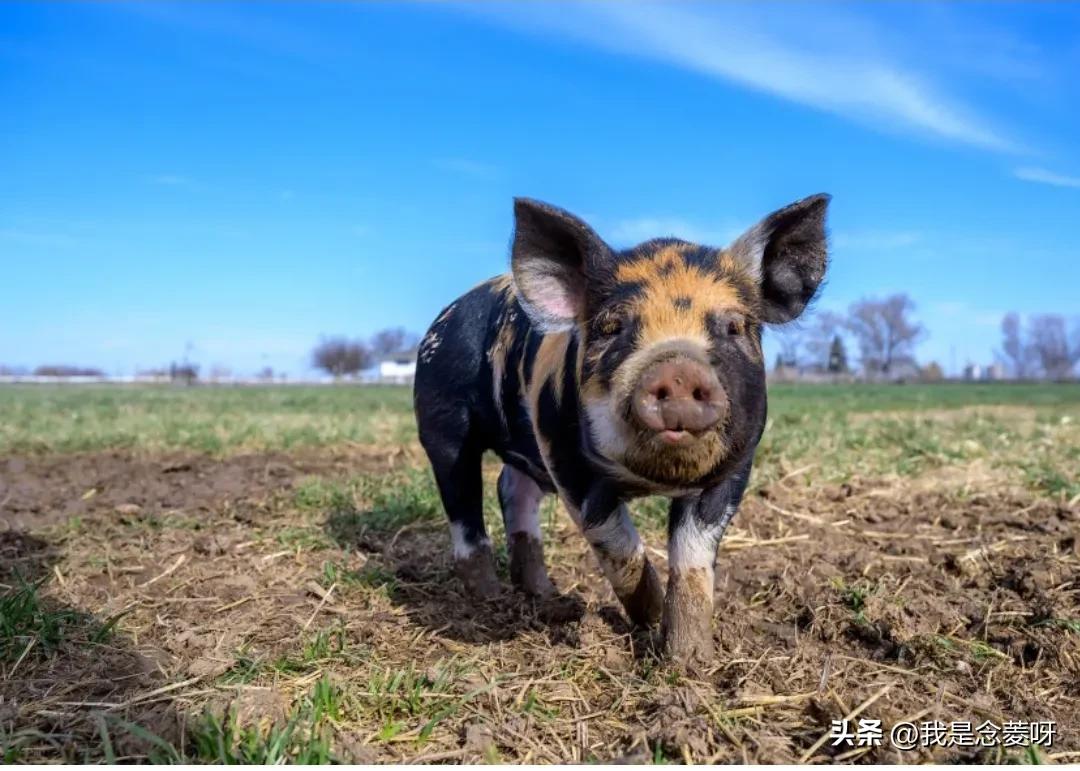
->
[413,194,829,662]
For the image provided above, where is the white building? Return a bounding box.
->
[983,363,1006,381]
[376,348,418,384]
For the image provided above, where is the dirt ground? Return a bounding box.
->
[2,437,1078,763]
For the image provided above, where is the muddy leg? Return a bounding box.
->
[662,509,721,663]
[497,466,556,597]
[579,503,663,627]
[661,473,748,663]
[419,412,500,598]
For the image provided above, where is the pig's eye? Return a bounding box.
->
[598,317,623,337]
[706,312,746,340]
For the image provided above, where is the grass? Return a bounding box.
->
[316,467,445,543]
[219,625,355,685]
[4,383,1079,520]
[1036,618,1080,634]
[4,381,1080,763]
[0,578,118,661]
[5,384,1078,513]
[94,692,340,764]
[3,381,1079,458]
[182,678,339,764]
[765,381,1080,415]
[0,384,415,454]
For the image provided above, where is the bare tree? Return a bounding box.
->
[33,365,105,377]
[312,337,371,378]
[1027,314,1079,380]
[370,327,419,358]
[998,313,1031,379]
[1072,317,1080,371]
[845,294,925,377]
[774,328,801,369]
[801,311,845,370]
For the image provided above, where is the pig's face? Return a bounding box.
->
[511,195,829,489]
[579,240,767,488]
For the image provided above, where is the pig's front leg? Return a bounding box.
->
[574,488,663,628]
[662,468,750,663]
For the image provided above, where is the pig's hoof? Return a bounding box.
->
[661,625,713,666]
[455,544,502,599]
[508,533,557,598]
[622,560,664,628]
[518,568,557,598]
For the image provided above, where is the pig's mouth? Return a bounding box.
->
[615,398,732,486]
[619,395,727,443]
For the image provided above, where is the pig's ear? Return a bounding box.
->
[511,198,610,331]
[729,193,830,324]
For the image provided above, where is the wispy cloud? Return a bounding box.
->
[432,157,499,179]
[607,216,744,247]
[469,3,1019,153]
[1013,166,1080,189]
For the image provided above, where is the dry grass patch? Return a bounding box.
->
[2,386,1078,762]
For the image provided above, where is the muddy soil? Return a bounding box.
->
[1,449,1077,763]
[0,446,408,531]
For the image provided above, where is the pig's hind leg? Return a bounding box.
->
[419,408,501,598]
[497,466,557,597]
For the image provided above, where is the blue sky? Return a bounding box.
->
[2,2,1078,377]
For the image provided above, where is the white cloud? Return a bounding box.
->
[469,3,1019,153]
[1013,166,1080,189]
[607,216,744,247]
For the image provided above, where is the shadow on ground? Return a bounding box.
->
[0,530,188,762]
[323,507,610,647]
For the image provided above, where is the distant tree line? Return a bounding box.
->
[778,298,1079,381]
[30,365,106,377]
[998,313,1080,380]
[775,293,928,380]
[7,313,1075,384]
[311,327,420,379]
[2,327,421,384]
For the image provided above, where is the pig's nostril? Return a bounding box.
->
[634,357,725,433]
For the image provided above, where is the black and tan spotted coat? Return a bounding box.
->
[414,194,830,663]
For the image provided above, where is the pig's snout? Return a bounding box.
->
[631,357,727,437]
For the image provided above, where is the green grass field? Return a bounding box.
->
[2,382,1078,762]
[3,382,1078,496]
